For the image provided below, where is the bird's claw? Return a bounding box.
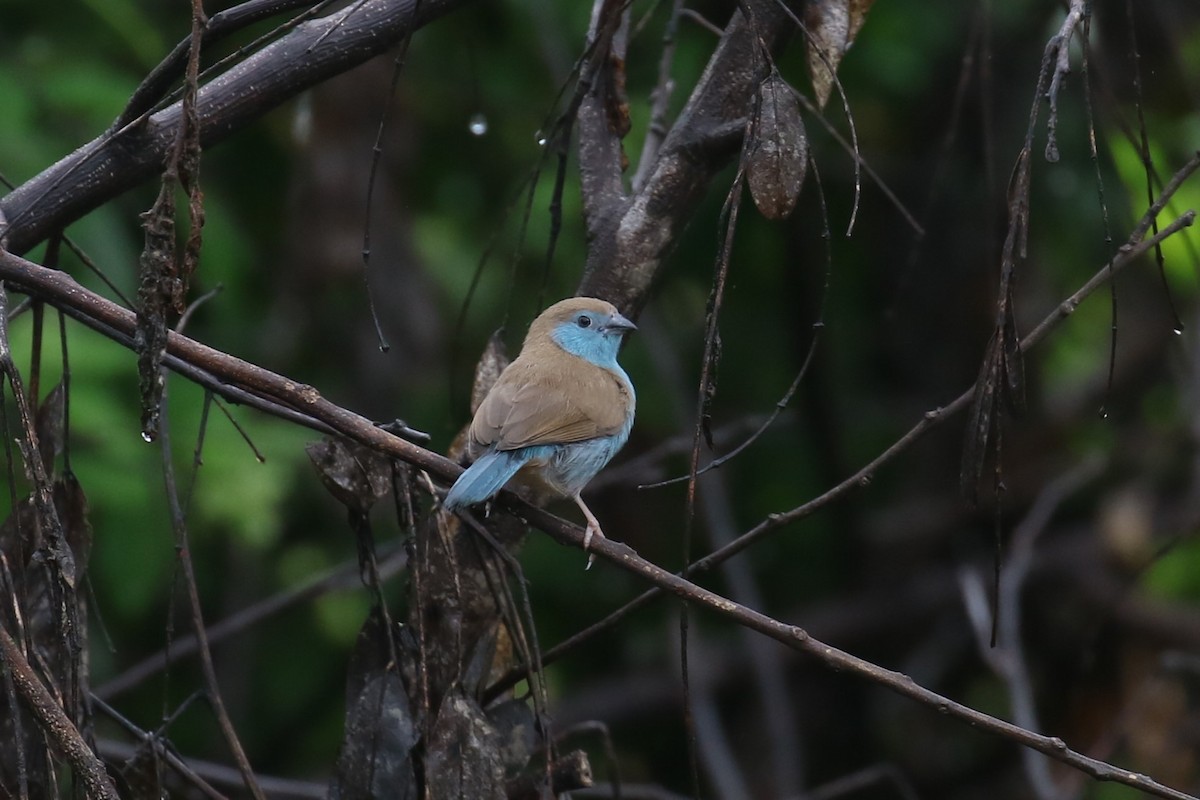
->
[583,522,606,570]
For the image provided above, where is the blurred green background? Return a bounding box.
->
[3,0,1200,797]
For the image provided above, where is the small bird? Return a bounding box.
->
[444,297,637,563]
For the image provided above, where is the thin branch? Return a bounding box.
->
[960,457,1104,800]
[631,0,685,194]
[0,626,119,800]
[1125,0,1185,335]
[793,88,923,237]
[687,637,752,799]
[0,248,440,464]
[92,696,227,800]
[98,737,324,799]
[670,154,832,492]
[641,309,805,793]
[577,0,633,231]
[158,368,265,798]
[94,544,406,700]
[1044,0,1088,163]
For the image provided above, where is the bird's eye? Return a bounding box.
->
[577,315,592,328]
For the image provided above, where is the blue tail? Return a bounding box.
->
[444,448,532,511]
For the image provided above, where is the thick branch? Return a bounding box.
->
[0,248,457,480]
[116,0,333,129]
[578,2,795,315]
[577,0,630,229]
[0,0,471,255]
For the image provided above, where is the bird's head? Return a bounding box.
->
[527,297,637,368]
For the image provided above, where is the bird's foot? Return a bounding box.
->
[583,521,607,570]
[573,493,607,571]
[582,521,605,551]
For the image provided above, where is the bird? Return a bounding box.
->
[444,297,636,564]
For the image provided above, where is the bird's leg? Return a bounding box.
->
[572,493,606,569]
[572,493,606,549]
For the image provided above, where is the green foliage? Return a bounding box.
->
[1143,538,1200,602]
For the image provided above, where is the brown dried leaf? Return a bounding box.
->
[333,608,417,800]
[747,73,809,221]
[488,699,539,781]
[451,330,512,462]
[959,303,1025,503]
[472,329,510,415]
[605,54,632,140]
[806,0,874,108]
[135,183,175,442]
[0,494,42,564]
[848,0,877,42]
[56,473,92,574]
[306,437,392,514]
[426,694,505,800]
[34,382,65,477]
[114,746,165,800]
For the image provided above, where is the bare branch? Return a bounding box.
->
[95,544,407,700]
[578,1,794,315]
[116,0,334,129]
[960,458,1105,800]
[0,626,119,800]
[0,0,473,256]
[577,0,632,230]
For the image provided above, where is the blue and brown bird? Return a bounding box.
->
[444,297,637,563]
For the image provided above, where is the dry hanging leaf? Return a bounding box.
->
[848,0,877,43]
[450,329,511,462]
[806,0,876,108]
[34,382,65,476]
[306,437,392,515]
[332,607,419,800]
[747,73,809,221]
[471,329,510,414]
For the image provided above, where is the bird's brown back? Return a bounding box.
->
[469,338,632,452]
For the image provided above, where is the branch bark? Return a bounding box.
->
[0,626,119,800]
[577,1,796,315]
[0,0,472,256]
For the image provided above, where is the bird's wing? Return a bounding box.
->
[470,357,630,451]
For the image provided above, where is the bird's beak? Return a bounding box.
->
[602,311,637,334]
